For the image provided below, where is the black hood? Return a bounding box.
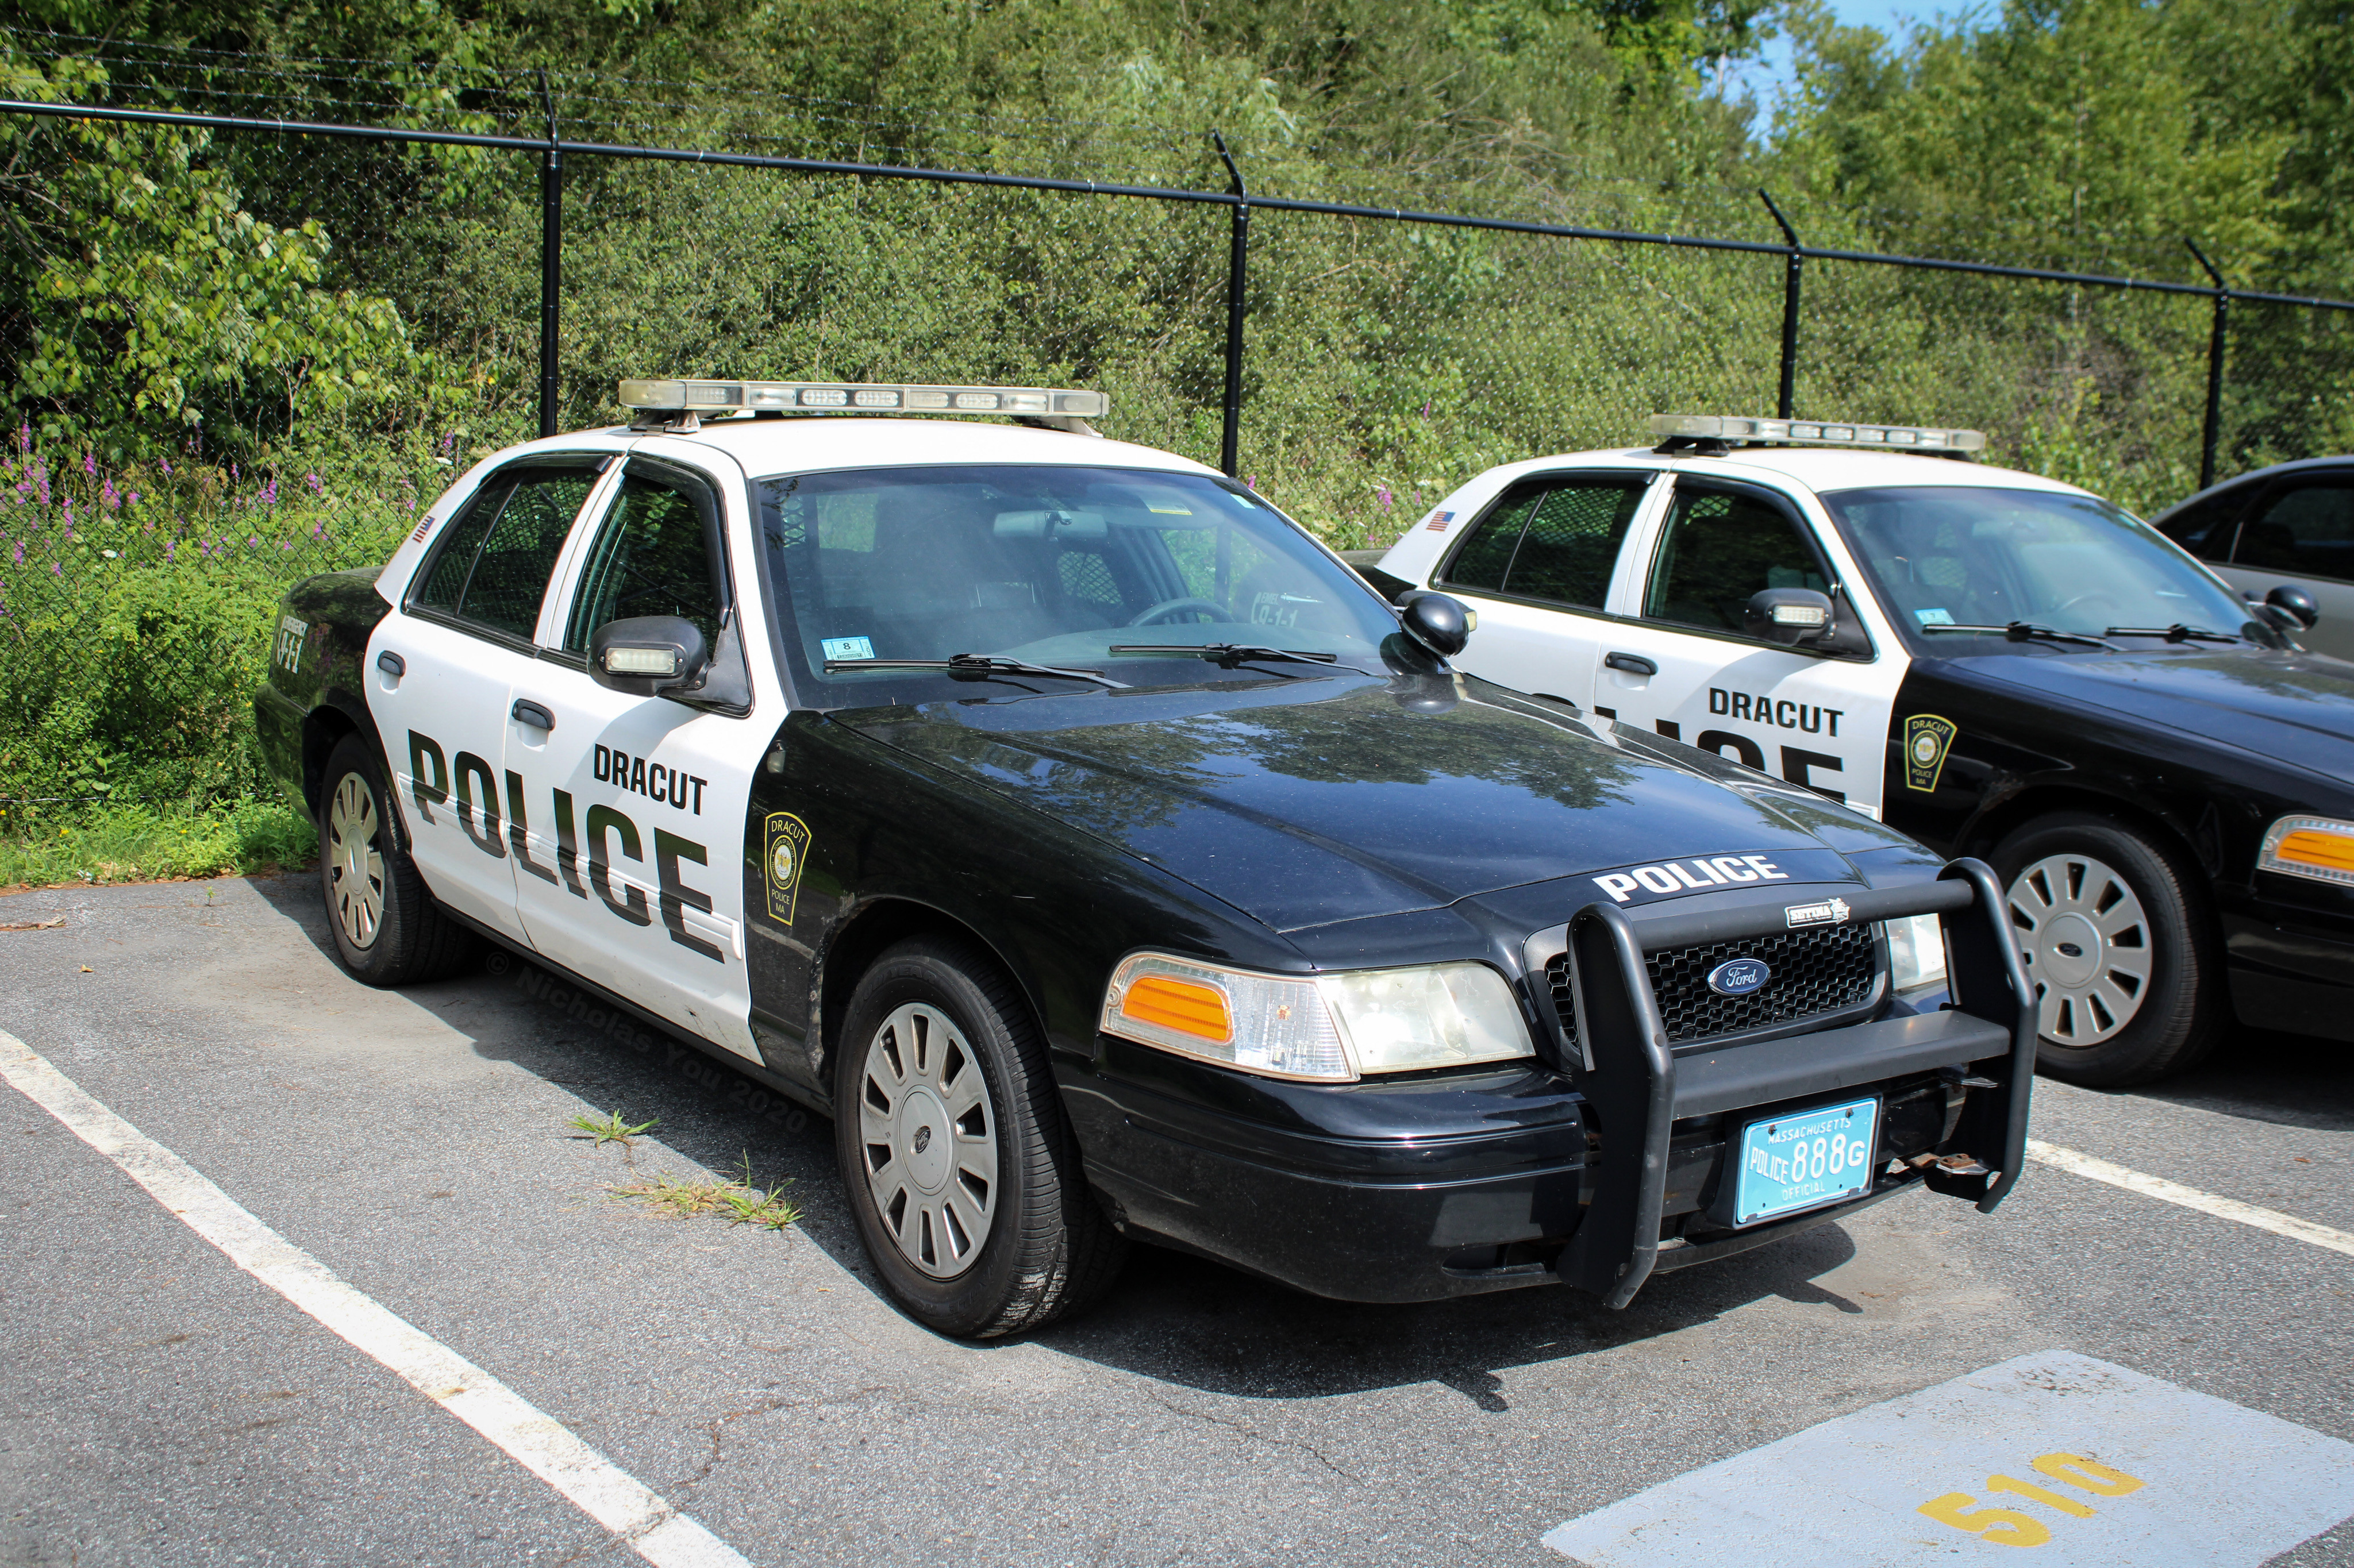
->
[841,674,1887,932]
[1951,644,2354,781]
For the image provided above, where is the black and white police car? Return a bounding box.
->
[1365,414,2354,1087]
[256,383,2034,1338]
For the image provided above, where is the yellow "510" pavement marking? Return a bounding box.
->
[1920,1453,2145,1548]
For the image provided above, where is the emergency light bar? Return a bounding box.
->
[618,379,1109,419]
[1648,414,1987,453]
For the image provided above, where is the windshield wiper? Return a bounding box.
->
[1110,642,1371,676]
[2103,624,2244,645]
[1918,621,2119,651]
[823,653,1129,689]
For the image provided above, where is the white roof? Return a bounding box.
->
[574,414,1222,479]
[1472,442,2093,500]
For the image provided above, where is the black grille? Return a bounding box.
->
[1546,924,1880,1052]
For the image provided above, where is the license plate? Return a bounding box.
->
[1729,1096,1880,1227]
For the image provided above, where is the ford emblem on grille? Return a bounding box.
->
[1707,957,1772,996]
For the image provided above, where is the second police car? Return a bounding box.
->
[255,383,2034,1338]
[1367,414,2354,1087]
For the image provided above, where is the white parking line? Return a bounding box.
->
[2026,1138,2354,1258]
[0,1031,755,1568]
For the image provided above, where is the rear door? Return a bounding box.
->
[1434,470,1660,707]
[370,459,606,935]
[2217,475,2354,661]
[1593,476,1905,816]
[506,453,772,1060]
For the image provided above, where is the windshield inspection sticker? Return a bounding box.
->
[1541,1351,2354,1567]
[1905,713,1960,793]
[821,635,876,661]
[763,812,811,926]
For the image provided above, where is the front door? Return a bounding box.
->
[1595,478,1905,817]
[369,460,605,935]
[507,457,772,1059]
[2215,476,2354,662]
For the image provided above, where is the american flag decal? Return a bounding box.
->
[1425,510,1455,532]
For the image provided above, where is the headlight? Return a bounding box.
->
[1099,953,1533,1082]
[2259,815,2354,888]
[1885,913,1948,993]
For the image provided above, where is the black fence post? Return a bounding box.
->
[537,70,563,441]
[2187,240,2229,491]
[1760,191,1802,421]
[1213,130,1249,478]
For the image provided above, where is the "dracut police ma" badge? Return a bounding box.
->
[763,812,812,925]
[1903,714,1960,793]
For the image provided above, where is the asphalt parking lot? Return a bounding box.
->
[3,874,2349,1567]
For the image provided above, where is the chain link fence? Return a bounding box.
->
[3,33,2351,812]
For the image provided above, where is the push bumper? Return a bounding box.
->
[1559,858,2035,1307]
[1071,861,2033,1307]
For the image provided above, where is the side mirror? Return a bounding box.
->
[1399,591,1474,658]
[588,616,711,697]
[1745,588,1837,648]
[2267,583,2320,630]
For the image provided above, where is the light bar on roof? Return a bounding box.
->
[618,379,1109,419]
[1648,413,1987,453]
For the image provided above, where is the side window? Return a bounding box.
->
[2155,484,2251,561]
[411,466,597,638]
[2235,482,2354,583]
[1438,477,1646,606]
[565,471,729,652]
[1646,488,1830,633]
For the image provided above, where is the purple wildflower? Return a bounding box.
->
[102,479,118,511]
[10,542,19,565]
[306,473,322,493]
[49,561,60,576]
[126,492,139,508]
[82,450,95,478]
[260,478,278,506]
[166,541,175,561]
[1375,484,1393,508]
[159,457,172,476]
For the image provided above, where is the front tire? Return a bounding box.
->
[1993,811,2225,1087]
[834,937,1124,1337]
[317,734,478,987]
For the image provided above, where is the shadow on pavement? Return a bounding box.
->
[2113,1027,2354,1132]
[243,871,1899,1409]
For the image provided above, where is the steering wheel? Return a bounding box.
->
[2052,591,2123,619]
[1127,596,1228,627]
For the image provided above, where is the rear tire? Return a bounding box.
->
[1993,811,2225,1087]
[834,936,1125,1337]
[317,734,478,987]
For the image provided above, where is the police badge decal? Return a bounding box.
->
[763,812,812,925]
[1903,714,1959,793]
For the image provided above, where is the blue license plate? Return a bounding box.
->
[1729,1096,1880,1227]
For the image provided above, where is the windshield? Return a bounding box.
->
[755,464,1402,699]
[1820,485,2265,646]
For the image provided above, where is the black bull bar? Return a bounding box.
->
[1555,858,2036,1309]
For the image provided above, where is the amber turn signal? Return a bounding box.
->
[1119,974,1233,1043]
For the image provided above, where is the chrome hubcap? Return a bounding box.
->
[856,1002,998,1278]
[2007,852,2151,1046]
[326,772,387,951]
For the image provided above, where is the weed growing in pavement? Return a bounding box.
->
[567,1108,659,1150]
[609,1155,800,1231]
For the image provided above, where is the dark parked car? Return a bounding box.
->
[2155,457,2353,661]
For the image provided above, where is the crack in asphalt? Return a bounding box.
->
[1145,1393,1363,1484]
[672,1382,893,1498]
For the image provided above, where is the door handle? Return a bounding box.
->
[1605,652,1657,677]
[376,650,405,677]
[511,699,556,732]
